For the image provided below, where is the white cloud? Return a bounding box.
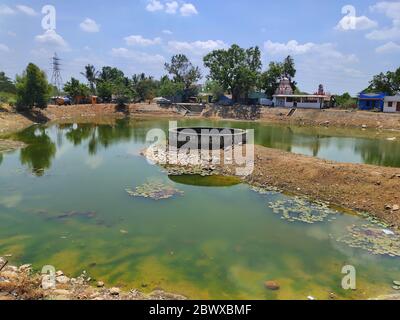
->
[366,20,400,40]
[146,0,164,12]
[16,5,37,16]
[375,41,400,53]
[180,3,198,16]
[335,15,378,31]
[162,29,173,35]
[167,40,227,55]
[0,4,15,15]
[0,43,10,52]
[166,1,179,14]
[264,40,315,55]
[370,1,400,20]
[264,40,362,94]
[110,48,165,65]
[7,31,17,37]
[264,40,358,63]
[366,2,400,40]
[80,18,100,33]
[35,30,70,51]
[125,35,161,46]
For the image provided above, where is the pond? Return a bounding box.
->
[0,118,399,300]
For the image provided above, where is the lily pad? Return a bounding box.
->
[336,225,400,257]
[268,197,338,224]
[126,182,184,201]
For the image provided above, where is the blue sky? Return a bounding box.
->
[0,0,399,95]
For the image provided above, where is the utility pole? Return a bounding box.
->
[51,52,63,95]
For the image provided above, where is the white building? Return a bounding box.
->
[272,78,330,109]
[383,94,400,113]
[273,94,328,109]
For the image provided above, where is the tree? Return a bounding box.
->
[335,92,356,109]
[203,80,224,102]
[131,73,159,102]
[81,65,99,94]
[96,67,128,102]
[203,44,261,102]
[97,81,113,102]
[366,67,400,95]
[259,56,297,98]
[165,54,201,100]
[158,76,184,98]
[0,71,16,93]
[63,78,90,104]
[16,63,51,110]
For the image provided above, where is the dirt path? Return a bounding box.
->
[223,145,400,229]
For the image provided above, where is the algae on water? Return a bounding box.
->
[267,197,338,224]
[126,181,184,201]
[337,224,400,257]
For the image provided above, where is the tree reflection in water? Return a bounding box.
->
[14,126,56,176]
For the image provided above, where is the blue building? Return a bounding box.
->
[358,93,386,111]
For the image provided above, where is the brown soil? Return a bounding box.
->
[0,107,34,136]
[222,145,400,229]
[42,103,181,122]
[259,107,400,130]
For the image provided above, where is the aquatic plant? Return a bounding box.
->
[250,185,280,195]
[337,225,400,257]
[126,182,184,201]
[268,197,338,224]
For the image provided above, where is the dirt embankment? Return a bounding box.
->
[42,103,181,122]
[0,257,186,301]
[224,145,400,229]
[259,108,400,130]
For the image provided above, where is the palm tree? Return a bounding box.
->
[81,65,99,95]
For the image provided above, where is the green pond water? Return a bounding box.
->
[0,118,399,300]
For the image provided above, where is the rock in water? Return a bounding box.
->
[264,281,280,291]
[110,287,120,295]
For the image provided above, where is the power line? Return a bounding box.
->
[51,53,63,95]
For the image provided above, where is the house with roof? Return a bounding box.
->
[358,93,385,111]
[383,94,400,113]
[272,78,330,109]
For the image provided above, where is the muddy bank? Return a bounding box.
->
[0,257,186,301]
[259,108,400,130]
[222,145,400,229]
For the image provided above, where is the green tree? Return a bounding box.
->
[203,80,224,102]
[365,67,400,95]
[98,66,125,83]
[16,63,51,110]
[63,78,90,104]
[81,65,99,94]
[203,44,261,102]
[158,76,184,98]
[97,81,113,102]
[335,92,356,109]
[259,56,297,98]
[0,71,16,93]
[165,54,201,88]
[131,73,159,102]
